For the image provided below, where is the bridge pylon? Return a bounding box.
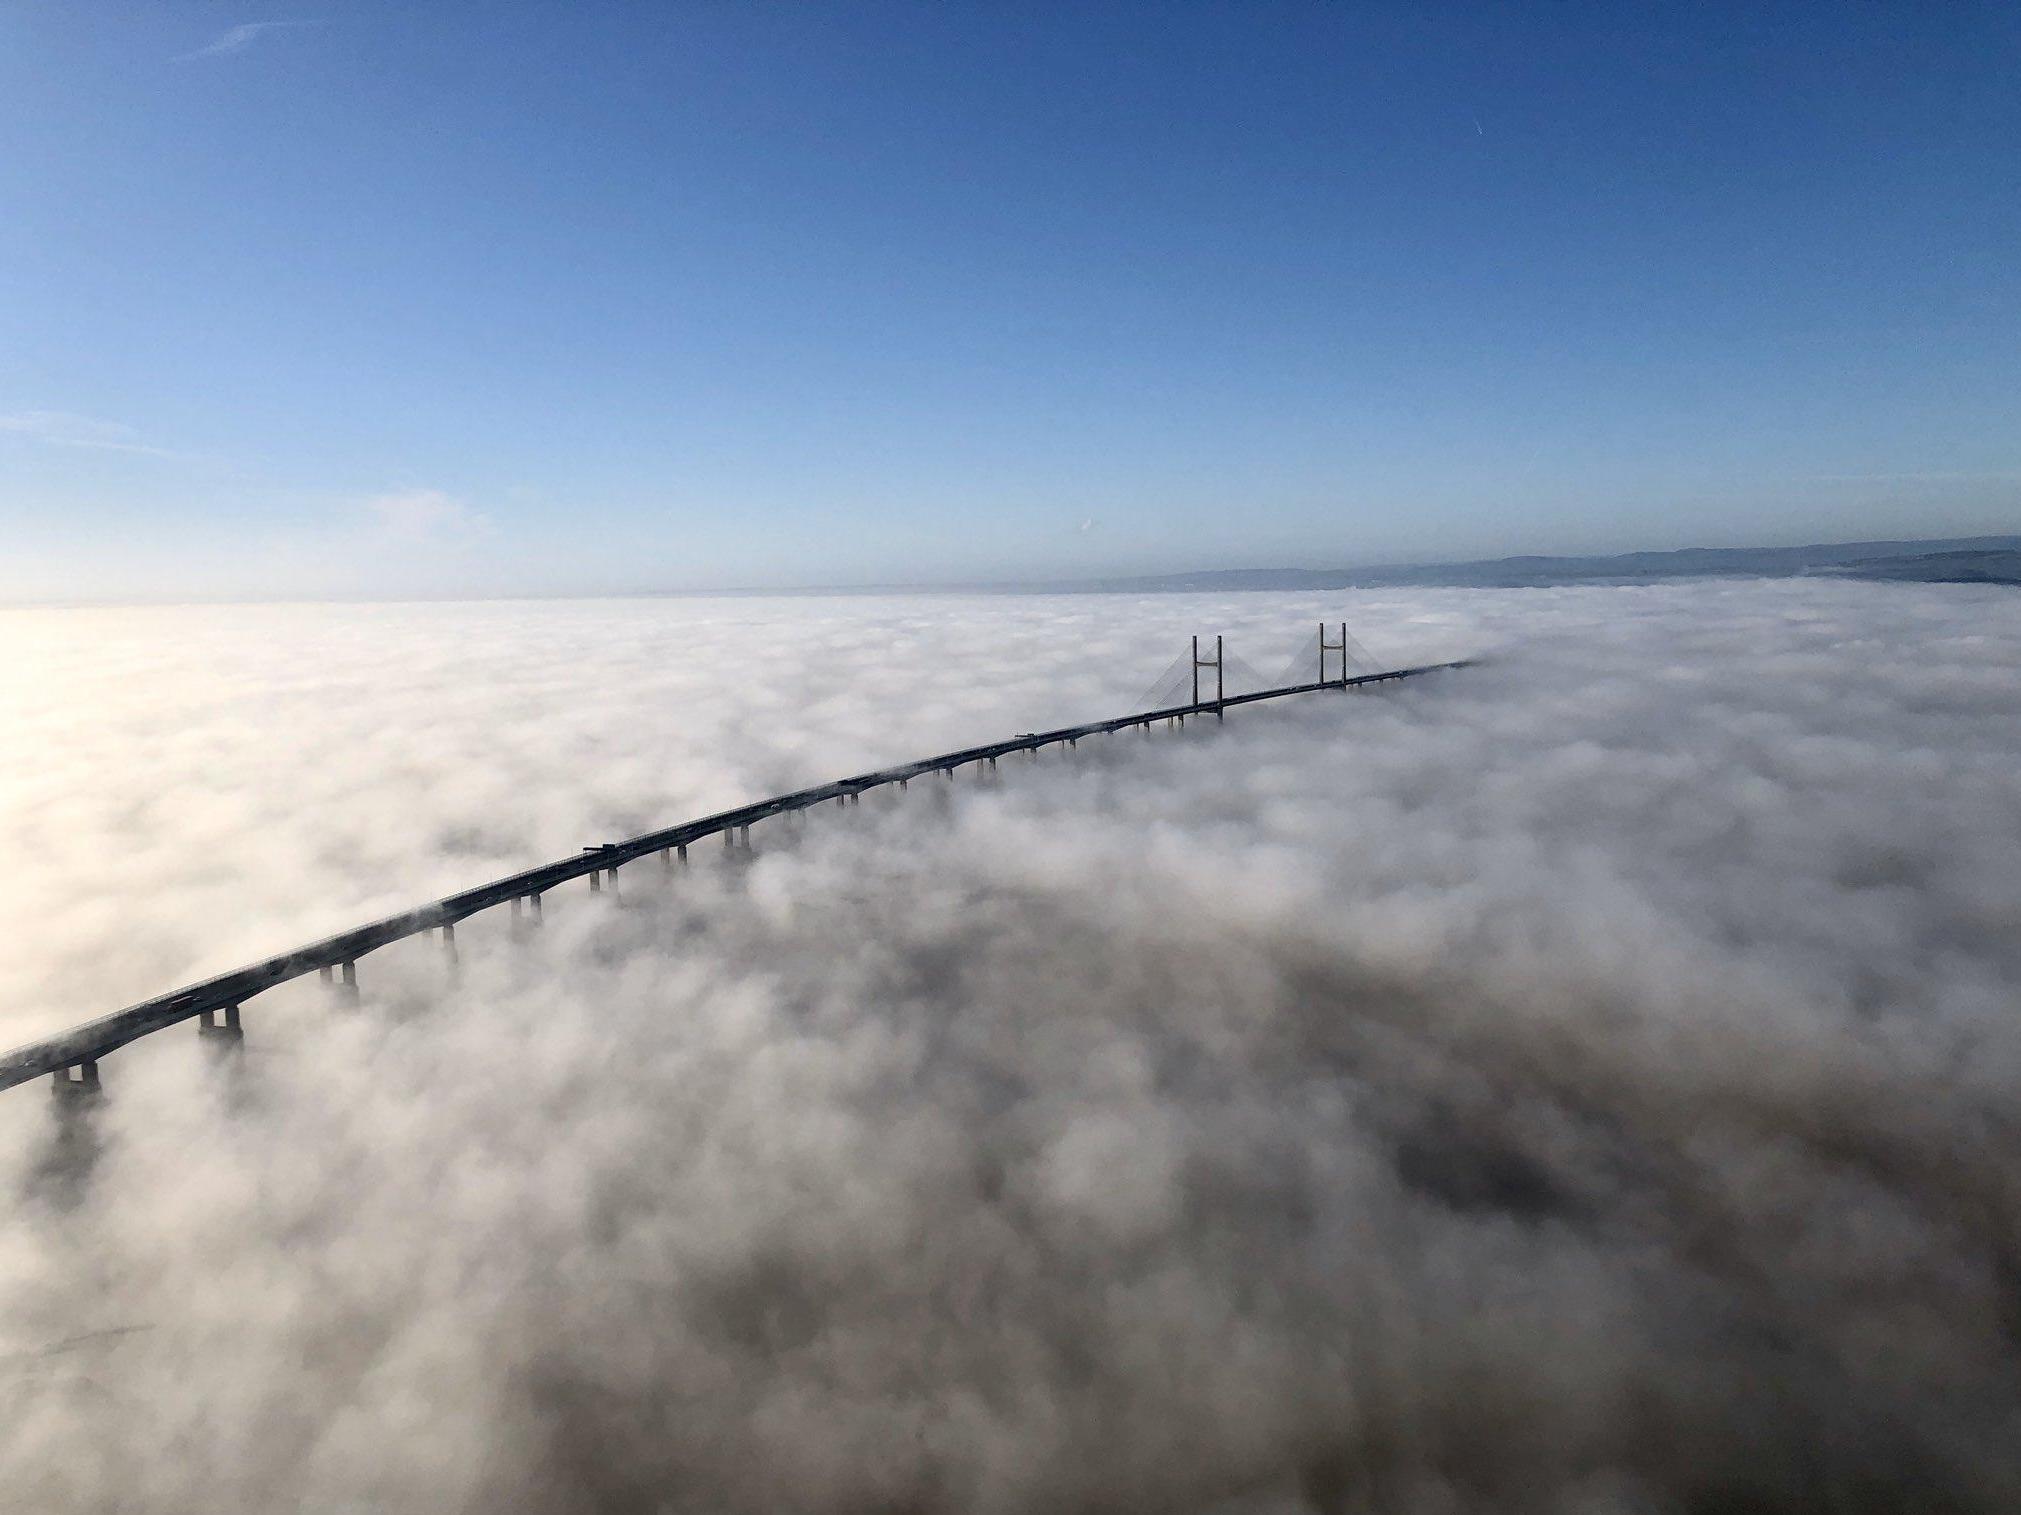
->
[1193,634,1225,720]
[1319,622,1352,686]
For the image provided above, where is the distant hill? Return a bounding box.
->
[1809,547,2021,586]
[1047,537,2021,593]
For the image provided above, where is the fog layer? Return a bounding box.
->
[2,583,2018,1513]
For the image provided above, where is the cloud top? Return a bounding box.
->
[2,581,2018,1510]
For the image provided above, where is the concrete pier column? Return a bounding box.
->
[590,871,602,893]
[530,893,544,922]
[39,1059,104,1195]
[339,960,359,1005]
[441,922,459,972]
[677,843,688,865]
[739,824,752,850]
[198,1005,245,1052]
[50,1061,101,1102]
[724,829,736,852]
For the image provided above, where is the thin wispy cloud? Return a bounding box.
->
[0,410,183,460]
[1803,469,2021,485]
[172,19,325,63]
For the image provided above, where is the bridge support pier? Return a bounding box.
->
[339,960,359,1005]
[589,871,601,893]
[677,844,688,865]
[50,1061,101,1103]
[440,922,459,973]
[38,1062,105,1201]
[198,1004,244,1052]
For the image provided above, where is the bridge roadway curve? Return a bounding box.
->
[0,661,1468,1097]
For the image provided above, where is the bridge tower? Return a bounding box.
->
[1319,623,1351,686]
[1192,634,1225,719]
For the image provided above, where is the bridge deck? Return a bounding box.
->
[0,661,1467,1095]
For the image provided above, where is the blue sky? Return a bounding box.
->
[2,3,2016,600]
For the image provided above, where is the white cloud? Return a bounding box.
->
[363,487,492,545]
[0,410,181,459]
[1,582,2018,1508]
[172,20,325,63]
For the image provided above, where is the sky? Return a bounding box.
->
[1,2,2017,601]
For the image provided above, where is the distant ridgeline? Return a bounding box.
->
[1049,536,2021,594]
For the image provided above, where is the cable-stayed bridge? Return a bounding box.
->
[2,629,1468,1106]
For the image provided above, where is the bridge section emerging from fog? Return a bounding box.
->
[2,630,1468,1104]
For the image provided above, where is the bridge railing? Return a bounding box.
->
[2,658,1469,1099]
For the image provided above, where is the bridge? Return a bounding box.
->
[2,628,1469,1106]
